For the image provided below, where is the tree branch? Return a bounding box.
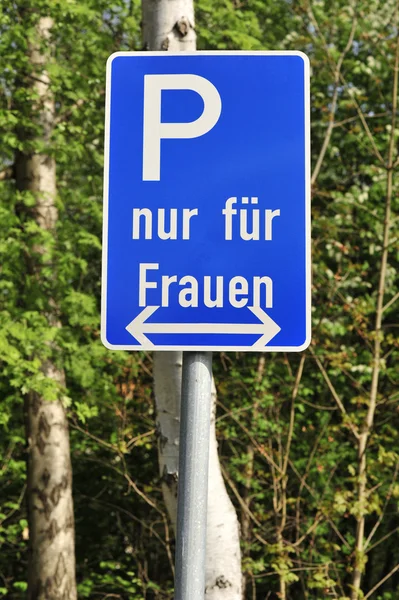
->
[309,348,359,439]
[382,290,399,313]
[311,12,358,185]
[220,463,264,531]
[307,0,385,167]
[363,563,399,600]
[365,459,399,549]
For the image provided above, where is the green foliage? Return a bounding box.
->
[0,0,398,598]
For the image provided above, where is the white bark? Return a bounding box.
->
[142,0,196,51]
[205,381,242,600]
[153,351,182,533]
[25,389,76,600]
[16,17,76,600]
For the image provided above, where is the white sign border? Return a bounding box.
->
[101,51,311,353]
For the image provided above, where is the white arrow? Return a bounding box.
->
[125,306,281,349]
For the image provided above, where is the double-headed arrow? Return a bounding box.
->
[125,305,281,348]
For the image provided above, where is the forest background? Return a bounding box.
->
[0,0,398,599]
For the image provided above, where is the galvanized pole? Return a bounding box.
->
[174,351,213,600]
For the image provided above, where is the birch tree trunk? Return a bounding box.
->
[206,380,242,599]
[16,17,77,600]
[153,352,182,534]
[143,2,242,597]
[142,0,196,51]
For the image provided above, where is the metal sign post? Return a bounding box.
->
[174,352,213,600]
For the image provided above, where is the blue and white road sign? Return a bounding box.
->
[102,51,311,352]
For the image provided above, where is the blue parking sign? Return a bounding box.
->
[102,51,311,351]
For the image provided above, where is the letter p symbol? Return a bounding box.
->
[142,74,222,181]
